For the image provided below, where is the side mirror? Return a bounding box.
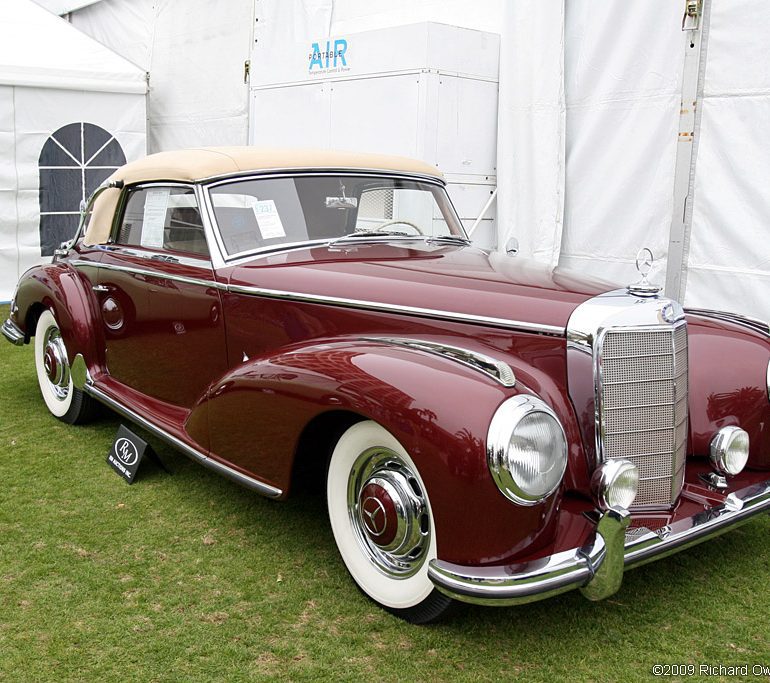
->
[53,240,71,259]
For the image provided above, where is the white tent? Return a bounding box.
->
[0,0,147,301]
[56,0,770,321]
[498,0,770,322]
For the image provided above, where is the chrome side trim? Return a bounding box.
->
[229,283,565,337]
[71,260,225,290]
[71,259,564,336]
[685,307,770,336]
[428,477,770,606]
[1,318,25,346]
[83,381,283,499]
[360,337,516,387]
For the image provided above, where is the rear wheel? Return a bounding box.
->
[326,420,453,623]
[34,309,97,424]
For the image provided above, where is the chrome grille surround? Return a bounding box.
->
[567,290,688,511]
[598,323,688,507]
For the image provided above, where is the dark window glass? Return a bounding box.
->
[38,122,126,256]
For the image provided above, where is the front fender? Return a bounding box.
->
[12,264,103,370]
[203,339,564,566]
[687,316,770,469]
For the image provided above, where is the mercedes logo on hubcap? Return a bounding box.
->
[362,496,388,537]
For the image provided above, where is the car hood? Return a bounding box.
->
[227,242,619,332]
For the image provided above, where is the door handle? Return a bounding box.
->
[92,284,110,293]
[150,254,179,264]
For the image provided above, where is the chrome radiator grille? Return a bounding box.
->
[598,323,688,508]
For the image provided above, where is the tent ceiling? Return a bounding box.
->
[31,0,104,16]
[1,0,146,93]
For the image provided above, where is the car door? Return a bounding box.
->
[95,183,227,408]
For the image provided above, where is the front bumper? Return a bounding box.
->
[1,318,24,346]
[428,479,770,606]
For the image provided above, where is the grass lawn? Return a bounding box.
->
[1,303,769,682]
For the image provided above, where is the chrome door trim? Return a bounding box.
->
[71,259,225,290]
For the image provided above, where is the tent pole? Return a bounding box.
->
[665,0,712,303]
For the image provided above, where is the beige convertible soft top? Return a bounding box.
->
[84,147,443,245]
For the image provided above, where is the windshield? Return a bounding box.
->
[207,175,465,258]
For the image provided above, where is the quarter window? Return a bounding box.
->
[116,187,209,256]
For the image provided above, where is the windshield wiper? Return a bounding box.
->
[327,231,421,248]
[425,234,472,246]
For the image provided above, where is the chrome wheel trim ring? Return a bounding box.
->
[347,447,431,579]
[42,326,70,401]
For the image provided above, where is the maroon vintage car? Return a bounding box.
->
[4,147,770,623]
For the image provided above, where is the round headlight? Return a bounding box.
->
[591,459,639,511]
[710,426,749,476]
[487,395,568,505]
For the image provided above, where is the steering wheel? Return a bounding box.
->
[374,219,424,235]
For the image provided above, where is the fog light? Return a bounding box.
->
[710,426,749,476]
[591,459,639,511]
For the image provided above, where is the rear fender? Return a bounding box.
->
[13,264,103,371]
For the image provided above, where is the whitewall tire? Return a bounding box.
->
[34,309,97,424]
[327,420,453,623]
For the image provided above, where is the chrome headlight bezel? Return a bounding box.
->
[591,459,639,511]
[710,426,750,476]
[487,394,568,506]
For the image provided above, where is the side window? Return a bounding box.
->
[116,187,209,256]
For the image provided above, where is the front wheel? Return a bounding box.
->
[326,420,453,623]
[34,309,98,424]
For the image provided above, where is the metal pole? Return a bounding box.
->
[468,187,498,237]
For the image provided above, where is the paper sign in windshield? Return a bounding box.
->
[253,200,286,240]
[141,189,170,248]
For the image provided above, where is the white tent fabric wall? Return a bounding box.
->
[71,0,254,152]
[324,0,503,34]
[0,0,147,301]
[496,0,565,265]
[684,0,770,321]
[559,1,686,288]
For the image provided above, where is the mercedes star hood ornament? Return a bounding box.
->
[627,247,662,297]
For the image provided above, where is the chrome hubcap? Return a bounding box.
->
[348,447,431,578]
[42,327,70,400]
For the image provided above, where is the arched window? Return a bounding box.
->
[38,122,126,256]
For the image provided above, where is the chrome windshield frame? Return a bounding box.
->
[199,170,466,268]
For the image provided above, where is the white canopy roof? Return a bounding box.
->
[0,0,146,94]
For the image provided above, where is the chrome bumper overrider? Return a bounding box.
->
[1,319,24,346]
[428,479,770,606]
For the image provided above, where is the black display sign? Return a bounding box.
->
[107,424,168,484]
